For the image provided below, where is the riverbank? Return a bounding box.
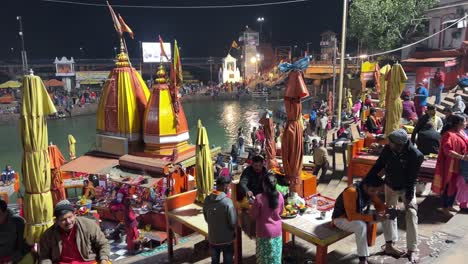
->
[180,90,284,102]
[0,103,98,124]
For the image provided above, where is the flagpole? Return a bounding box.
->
[122,37,133,68]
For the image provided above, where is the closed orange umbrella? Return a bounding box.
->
[281,71,309,193]
[48,145,66,206]
[259,110,277,169]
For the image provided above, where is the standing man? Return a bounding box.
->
[251,127,257,147]
[366,129,424,263]
[239,155,267,199]
[39,200,110,264]
[313,140,329,179]
[203,177,237,264]
[434,68,445,105]
[414,81,429,118]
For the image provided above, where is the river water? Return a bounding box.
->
[0,99,283,171]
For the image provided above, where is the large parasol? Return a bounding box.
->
[384,63,407,136]
[0,80,21,89]
[259,110,277,169]
[195,120,214,203]
[280,57,310,194]
[20,73,57,244]
[48,144,66,207]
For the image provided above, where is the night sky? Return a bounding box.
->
[1,0,343,60]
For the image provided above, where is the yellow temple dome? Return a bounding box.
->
[96,51,150,142]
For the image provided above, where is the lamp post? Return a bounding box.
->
[306,42,314,57]
[337,0,349,128]
[257,17,264,42]
[17,16,28,74]
[332,37,337,122]
[79,47,85,58]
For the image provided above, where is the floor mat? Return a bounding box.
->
[368,232,457,264]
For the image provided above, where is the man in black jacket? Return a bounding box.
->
[415,122,440,155]
[239,155,267,199]
[366,129,423,263]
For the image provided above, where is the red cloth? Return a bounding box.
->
[255,129,265,142]
[259,113,278,169]
[364,98,374,108]
[125,226,139,250]
[59,226,94,264]
[433,131,468,196]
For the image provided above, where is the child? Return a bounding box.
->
[203,177,237,264]
[250,173,284,264]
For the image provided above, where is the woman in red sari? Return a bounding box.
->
[433,114,468,216]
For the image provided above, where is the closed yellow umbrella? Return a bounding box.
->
[68,134,76,160]
[20,74,57,244]
[195,120,214,203]
[384,64,408,136]
[379,64,391,108]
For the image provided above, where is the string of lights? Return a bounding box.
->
[40,0,310,9]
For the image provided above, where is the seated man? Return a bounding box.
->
[39,200,110,264]
[239,155,267,200]
[412,105,443,143]
[365,108,382,134]
[332,176,388,264]
[0,200,30,263]
[1,165,15,185]
[415,122,440,155]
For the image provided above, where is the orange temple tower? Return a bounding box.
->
[143,65,194,157]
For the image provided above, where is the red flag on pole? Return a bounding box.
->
[118,14,134,39]
[106,1,121,34]
[159,35,170,62]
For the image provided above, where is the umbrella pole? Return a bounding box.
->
[337,0,349,128]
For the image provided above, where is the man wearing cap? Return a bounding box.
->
[366,129,424,263]
[414,81,429,118]
[39,200,110,264]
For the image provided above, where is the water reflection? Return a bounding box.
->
[0,99,282,171]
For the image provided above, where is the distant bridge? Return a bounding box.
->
[0,57,223,80]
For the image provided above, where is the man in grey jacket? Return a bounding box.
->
[203,177,237,264]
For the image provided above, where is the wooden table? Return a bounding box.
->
[282,211,352,264]
[347,154,437,185]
